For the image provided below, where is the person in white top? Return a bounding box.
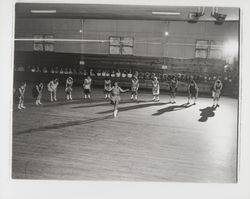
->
[32,82,43,105]
[127,70,132,78]
[116,69,121,78]
[83,76,92,99]
[17,82,26,109]
[97,70,101,77]
[131,76,139,101]
[212,79,223,107]
[152,77,160,102]
[104,77,112,99]
[48,78,59,102]
[65,77,73,100]
[106,82,129,118]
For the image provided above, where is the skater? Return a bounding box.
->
[152,76,160,102]
[169,76,178,103]
[32,82,43,105]
[212,79,223,107]
[131,76,139,101]
[48,78,59,102]
[187,80,198,105]
[107,82,129,118]
[65,77,73,100]
[104,77,112,99]
[17,82,26,109]
[83,76,92,99]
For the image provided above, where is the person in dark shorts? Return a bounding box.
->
[152,76,160,102]
[169,76,178,103]
[48,78,59,102]
[17,82,26,110]
[83,76,92,99]
[32,82,43,105]
[187,80,198,105]
[212,79,223,107]
[131,75,139,101]
[104,77,112,99]
[65,77,73,100]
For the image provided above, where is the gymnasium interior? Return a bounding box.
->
[12,3,239,182]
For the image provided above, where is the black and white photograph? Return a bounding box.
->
[12,3,240,183]
[2,0,250,199]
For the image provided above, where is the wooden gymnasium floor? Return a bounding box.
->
[12,86,238,183]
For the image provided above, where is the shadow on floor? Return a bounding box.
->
[152,103,193,116]
[14,115,113,135]
[29,98,106,108]
[98,102,168,114]
[198,106,217,122]
[16,98,150,110]
[72,99,150,109]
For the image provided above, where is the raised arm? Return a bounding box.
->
[36,85,40,93]
[119,87,129,93]
[48,81,52,89]
[19,87,24,97]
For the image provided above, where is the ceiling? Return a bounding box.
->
[15,3,240,22]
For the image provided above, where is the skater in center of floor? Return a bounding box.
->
[106,82,129,118]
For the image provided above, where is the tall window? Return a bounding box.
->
[33,34,43,51]
[109,37,121,55]
[209,40,223,59]
[44,35,54,52]
[195,40,209,58]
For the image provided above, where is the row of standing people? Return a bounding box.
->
[15,76,223,117]
[151,76,223,107]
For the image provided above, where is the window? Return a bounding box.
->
[44,35,54,52]
[195,40,223,59]
[109,36,134,55]
[33,35,43,51]
[109,37,121,55]
[209,40,223,59]
[121,37,133,55]
[33,34,54,52]
[195,49,208,58]
[195,40,209,58]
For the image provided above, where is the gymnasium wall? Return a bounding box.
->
[15,18,238,58]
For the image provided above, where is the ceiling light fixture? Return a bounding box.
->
[30,10,57,14]
[152,11,181,16]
